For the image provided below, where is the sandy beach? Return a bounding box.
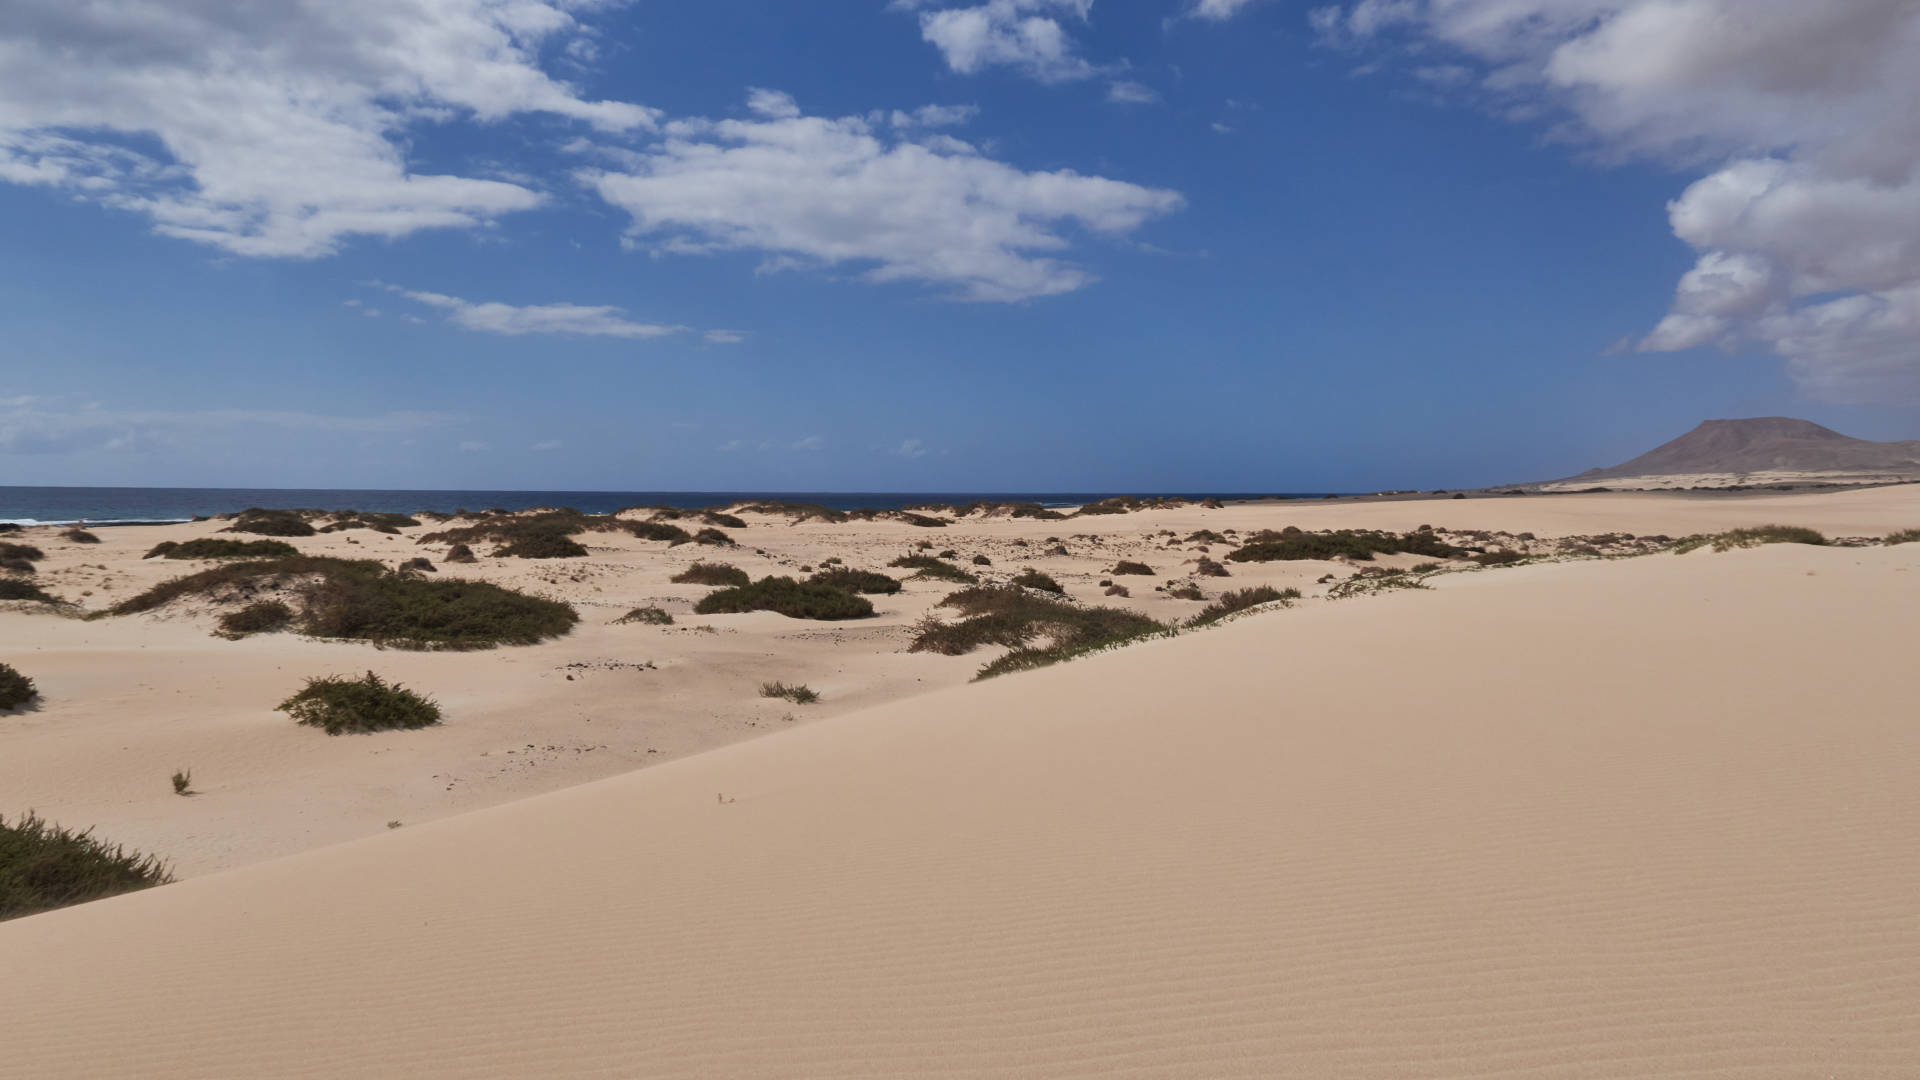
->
[1,487,1917,1076]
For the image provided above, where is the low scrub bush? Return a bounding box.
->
[1886,529,1920,545]
[910,586,1163,679]
[888,555,977,584]
[0,542,44,563]
[1,812,174,921]
[1227,528,1464,564]
[1167,584,1205,601]
[971,554,992,566]
[693,527,736,547]
[760,681,819,704]
[443,543,477,564]
[0,580,58,603]
[217,600,293,637]
[494,532,588,559]
[113,557,577,649]
[319,512,420,534]
[695,577,874,620]
[1472,550,1527,567]
[146,538,300,560]
[1011,569,1065,594]
[672,562,750,587]
[279,671,442,735]
[625,520,694,545]
[1188,586,1301,627]
[226,509,315,537]
[809,567,901,595]
[1110,560,1156,576]
[397,557,436,574]
[0,558,32,575]
[613,606,674,626]
[171,769,192,796]
[702,511,747,529]
[1673,525,1828,554]
[1194,556,1230,577]
[733,501,848,524]
[1104,583,1130,597]
[61,528,100,544]
[0,662,37,709]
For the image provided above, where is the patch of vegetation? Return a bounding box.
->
[760,681,819,704]
[695,577,874,620]
[171,769,192,796]
[0,542,44,563]
[1194,556,1230,577]
[61,528,100,544]
[443,543,476,564]
[0,558,32,575]
[910,586,1164,680]
[702,511,747,529]
[1110,560,1156,575]
[319,512,421,534]
[1,811,174,921]
[216,600,293,637]
[1167,584,1205,601]
[899,512,947,528]
[693,527,736,547]
[1673,525,1828,554]
[1887,529,1920,545]
[1011,569,1065,594]
[226,509,316,537]
[888,555,977,583]
[672,562,750,587]
[113,557,577,650]
[613,606,674,626]
[1188,586,1301,627]
[279,671,442,735]
[624,520,694,545]
[0,662,37,710]
[971,554,992,566]
[397,557,436,574]
[1471,550,1527,567]
[809,567,902,594]
[733,501,848,524]
[146,538,300,560]
[1226,528,1465,564]
[0,580,58,604]
[494,532,589,559]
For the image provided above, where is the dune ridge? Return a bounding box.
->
[3,539,1917,1078]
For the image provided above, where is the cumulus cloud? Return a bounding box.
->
[1107,81,1160,104]
[579,92,1183,302]
[0,0,655,258]
[1189,0,1260,18]
[1311,0,1920,401]
[389,287,690,339]
[894,0,1098,82]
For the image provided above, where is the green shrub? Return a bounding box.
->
[61,528,100,544]
[1104,583,1129,597]
[1110,561,1156,576]
[1185,530,1227,544]
[279,671,442,735]
[910,586,1163,678]
[1194,556,1230,577]
[899,512,947,528]
[0,580,58,604]
[1167,584,1205,601]
[1886,529,1920,545]
[733,501,848,523]
[443,543,477,564]
[147,538,300,560]
[808,568,902,595]
[227,509,315,537]
[319,512,420,534]
[0,558,32,575]
[1011,569,1065,594]
[1472,550,1527,567]
[972,554,992,566]
[1673,525,1828,554]
[887,555,977,583]
[217,600,293,637]
[702,511,747,529]
[613,606,674,626]
[1,812,174,921]
[171,769,192,796]
[672,562,750,587]
[1188,586,1301,627]
[694,577,874,620]
[760,681,819,704]
[0,662,37,710]
[114,557,577,649]
[0,542,44,563]
[693,527,736,547]
[397,557,436,574]
[495,532,588,559]
[1227,528,1464,563]
[625,520,694,545]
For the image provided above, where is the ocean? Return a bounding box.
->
[0,486,1295,526]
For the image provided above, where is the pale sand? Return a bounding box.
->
[2,489,1918,1077]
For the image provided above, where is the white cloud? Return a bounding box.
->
[580,92,1183,302]
[791,435,826,452]
[717,439,744,452]
[389,287,690,339]
[1314,0,1920,401]
[1210,121,1234,134]
[1107,80,1160,104]
[704,330,748,344]
[896,0,1098,82]
[532,440,562,451]
[1189,0,1259,18]
[0,398,449,456]
[0,0,655,258]
[893,438,930,458]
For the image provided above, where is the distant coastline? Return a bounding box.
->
[0,486,1332,527]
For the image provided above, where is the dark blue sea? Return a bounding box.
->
[0,487,1301,526]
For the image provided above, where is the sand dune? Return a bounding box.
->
[4,536,1916,1078]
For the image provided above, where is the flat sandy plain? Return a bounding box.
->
[2,486,1917,1078]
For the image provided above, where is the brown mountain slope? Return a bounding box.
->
[1549,418,1920,487]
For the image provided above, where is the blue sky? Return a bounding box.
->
[4,1,1917,492]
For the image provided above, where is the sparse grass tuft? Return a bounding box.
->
[216,600,293,637]
[278,671,442,735]
[1167,584,1205,601]
[1188,586,1301,627]
[1886,528,1920,545]
[0,580,59,604]
[613,606,675,626]
[0,662,37,710]
[1,811,174,921]
[693,527,736,547]
[1010,569,1065,594]
[1673,525,1828,554]
[1472,550,1527,567]
[625,520,694,545]
[910,586,1164,680]
[61,528,101,544]
[760,681,819,704]
[1193,556,1230,577]
[694,577,874,620]
[1110,561,1156,576]
[888,555,977,583]
[171,769,192,796]
[672,562,750,587]
[0,542,45,563]
[494,532,588,559]
[147,538,300,560]
[443,543,477,564]
[809,567,901,594]
[226,509,316,537]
